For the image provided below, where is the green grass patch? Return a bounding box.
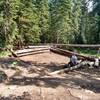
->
[60,46,100,57]
[76,48,100,57]
[0,51,11,57]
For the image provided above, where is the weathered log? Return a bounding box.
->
[15,48,50,55]
[18,50,49,57]
[27,45,50,49]
[53,44,100,48]
[50,48,95,61]
[50,61,91,75]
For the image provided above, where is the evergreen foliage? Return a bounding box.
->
[0,0,99,48]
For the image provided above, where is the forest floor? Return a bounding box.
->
[0,51,100,100]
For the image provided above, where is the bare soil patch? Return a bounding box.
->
[0,52,100,100]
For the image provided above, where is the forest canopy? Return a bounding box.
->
[0,0,100,48]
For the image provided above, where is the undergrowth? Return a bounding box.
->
[76,48,100,57]
[0,51,11,57]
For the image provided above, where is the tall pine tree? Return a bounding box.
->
[16,0,40,46]
[36,0,49,43]
[49,0,77,43]
[0,0,19,47]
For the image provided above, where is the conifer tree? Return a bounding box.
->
[0,0,19,47]
[16,0,40,46]
[49,0,75,43]
[35,0,49,43]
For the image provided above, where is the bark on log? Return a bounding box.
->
[18,50,49,57]
[50,61,91,75]
[28,45,50,49]
[15,48,49,55]
[50,48,95,61]
[53,44,100,48]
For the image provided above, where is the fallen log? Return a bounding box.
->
[53,44,100,48]
[15,48,50,55]
[18,50,49,57]
[27,45,50,49]
[1,47,49,57]
[49,61,91,75]
[50,48,95,61]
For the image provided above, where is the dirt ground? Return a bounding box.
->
[0,51,100,100]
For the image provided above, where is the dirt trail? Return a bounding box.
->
[0,52,100,100]
[19,52,68,64]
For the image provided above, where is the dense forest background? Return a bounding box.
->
[0,0,100,48]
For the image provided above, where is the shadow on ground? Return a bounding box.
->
[7,70,100,93]
[0,57,100,93]
[0,57,32,68]
[0,57,64,72]
[0,92,32,100]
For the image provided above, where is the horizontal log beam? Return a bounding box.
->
[27,45,51,49]
[15,48,50,55]
[18,51,49,57]
[50,48,95,61]
[53,44,100,48]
